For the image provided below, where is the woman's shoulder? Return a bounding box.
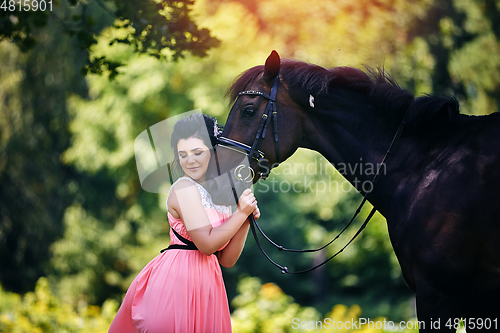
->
[167,177,203,205]
[171,177,198,189]
[168,177,199,198]
[167,177,203,218]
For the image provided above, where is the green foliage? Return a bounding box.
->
[0,2,50,52]
[406,0,500,114]
[231,277,420,333]
[49,203,143,305]
[0,277,117,333]
[231,276,321,333]
[0,0,219,77]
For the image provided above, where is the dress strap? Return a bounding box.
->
[160,227,198,253]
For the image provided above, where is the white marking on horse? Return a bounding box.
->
[309,94,315,108]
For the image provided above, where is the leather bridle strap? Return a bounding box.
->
[240,76,280,178]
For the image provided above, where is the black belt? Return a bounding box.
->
[161,227,198,253]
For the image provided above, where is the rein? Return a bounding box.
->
[219,75,409,274]
[249,113,408,274]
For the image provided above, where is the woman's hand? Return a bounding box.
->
[252,205,260,220]
[237,188,257,216]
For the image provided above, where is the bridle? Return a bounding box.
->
[217,76,280,180]
[216,75,409,274]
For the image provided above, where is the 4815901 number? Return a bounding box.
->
[1,0,53,11]
[446,318,498,330]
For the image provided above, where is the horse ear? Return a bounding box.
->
[263,50,280,82]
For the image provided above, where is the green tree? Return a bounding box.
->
[0,0,217,297]
[388,0,500,114]
[0,0,220,77]
[0,23,85,293]
[48,29,196,304]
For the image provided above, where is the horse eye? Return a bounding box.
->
[243,106,255,117]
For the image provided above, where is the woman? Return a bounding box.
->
[109,113,258,333]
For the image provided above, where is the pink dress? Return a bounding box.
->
[109,177,232,333]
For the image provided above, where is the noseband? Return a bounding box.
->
[217,76,280,180]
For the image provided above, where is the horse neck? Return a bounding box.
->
[298,94,406,213]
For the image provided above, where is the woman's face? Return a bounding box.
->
[177,136,211,182]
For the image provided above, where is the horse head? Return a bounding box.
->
[206,51,304,205]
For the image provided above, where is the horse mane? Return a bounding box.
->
[227,59,460,130]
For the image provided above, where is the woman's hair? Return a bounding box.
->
[170,113,219,180]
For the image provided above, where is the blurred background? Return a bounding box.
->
[1,0,498,331]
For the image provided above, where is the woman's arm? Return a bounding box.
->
[217,206,260,268]
[217,220,249,268]
[168,180,256,256]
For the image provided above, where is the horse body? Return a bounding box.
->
[214,51,500,331]
[381,114,500,327]
[299,81,500,320]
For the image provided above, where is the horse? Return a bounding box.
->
[207,51,500,332]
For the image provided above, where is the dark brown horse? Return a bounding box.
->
[208,51,500,332]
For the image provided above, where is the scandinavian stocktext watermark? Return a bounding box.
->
[292,317,498,331]
[257,157,386,195]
